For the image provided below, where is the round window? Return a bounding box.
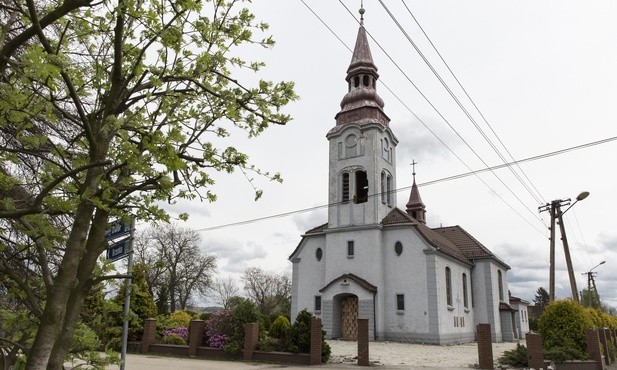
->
[394,242,403,256]
[316,248,323,261]
[345,134,357,147]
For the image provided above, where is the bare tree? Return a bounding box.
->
[242,267,291,316]
[135,224,217,312]
[211,277,240,309]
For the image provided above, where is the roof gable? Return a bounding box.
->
[381,208,469,264]
[319,273,377,293]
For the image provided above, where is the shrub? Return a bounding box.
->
[538,300,592,361]
[161,334,187,345]
[163,326,188,341]
[543,346,586,362]
[167,310,194,328]
[269,316,291,339]
[223,299,264,354]
[499,343,528,368]
[257,336,285,352]
[286,309,331,362]
[205,309,233,348]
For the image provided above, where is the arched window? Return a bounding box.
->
[342,172,350,202]
[354,76,360,88]
[381,171,386,204]
[446,267,452,306]
[498,270,504,301]
[462,273,469,308]
[386,175,392,206]
[363,75,370,86]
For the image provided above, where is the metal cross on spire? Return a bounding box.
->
[359,0,365,25]
[411,159,418,180]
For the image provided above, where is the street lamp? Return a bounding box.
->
[581,260,605,308]
[538,191,590,302]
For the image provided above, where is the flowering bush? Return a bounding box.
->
[205,310,233,348]
[163,326,188,341]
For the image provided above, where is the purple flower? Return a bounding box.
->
[163,326,189,341]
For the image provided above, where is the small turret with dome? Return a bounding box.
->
[406,160,426,224]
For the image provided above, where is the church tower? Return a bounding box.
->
[327,8,398,228]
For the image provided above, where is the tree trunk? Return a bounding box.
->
[25,202,96,369]
[46,209,109,369]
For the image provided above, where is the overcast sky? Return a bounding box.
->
[157,1,617,308]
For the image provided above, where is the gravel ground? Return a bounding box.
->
[327,339,520,368]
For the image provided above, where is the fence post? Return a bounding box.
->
[598,328,610,365]
[586,329,605,370]
[477,323,494,369]
[357,318,369,366]
[188,319,205,356]
[525,332,544,369]
[243,322,259,361]
[140,318,157,354]
[310,318,322,365]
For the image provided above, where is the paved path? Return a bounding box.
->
[90,353,472,369]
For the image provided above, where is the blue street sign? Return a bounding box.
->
[105,219,131,240]
[106,239,130,261]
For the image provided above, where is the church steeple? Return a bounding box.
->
[334,6,390,127]
[406,160,426,224]
[326,5,398,229]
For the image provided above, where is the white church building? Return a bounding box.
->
[289,10,528,344]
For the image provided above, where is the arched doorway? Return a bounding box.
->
[334,293,358,340]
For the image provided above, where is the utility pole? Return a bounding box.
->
[582,261,605,308]
[548,202,557,301]
[538,191,589,303]
[555,202,579,302]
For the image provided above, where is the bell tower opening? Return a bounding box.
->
[354,170,368,204]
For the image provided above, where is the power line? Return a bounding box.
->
[397,1,546,205]
[195,135,617,232]
[300,0,542,232]
[337,0,546,227]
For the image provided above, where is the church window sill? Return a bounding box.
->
[314,310,321,315]
[447,306,455,311]
[396,310,404,315]
[464,308,471,313]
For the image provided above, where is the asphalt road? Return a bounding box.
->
[71,353,472,370]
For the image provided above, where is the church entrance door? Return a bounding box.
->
[341,296,358,340]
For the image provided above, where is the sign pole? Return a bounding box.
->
[120,217,135,370]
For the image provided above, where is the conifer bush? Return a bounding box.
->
[538,300,593,361]
[498,343,528,368]
[286,309,331,362]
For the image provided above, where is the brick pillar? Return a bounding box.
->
[357,318,369,366]
[525,332,544,370]
[477,323,494,369]
[310,318,322,365]
[586,329,605,370]
[188,319,205,356]
[599,328,610,365]
[140,318,157,354]
[243,323,259,361]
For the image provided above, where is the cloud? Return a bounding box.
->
[392,117,458,165]
[291,207,328,234]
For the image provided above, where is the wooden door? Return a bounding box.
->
[341,296,358,340]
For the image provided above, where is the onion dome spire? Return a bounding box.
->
[334,5,390,127]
